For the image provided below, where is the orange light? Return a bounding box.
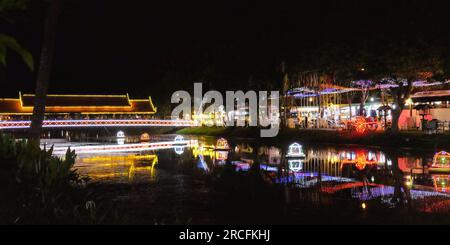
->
[22,93,129,98]
[0,93,156,115]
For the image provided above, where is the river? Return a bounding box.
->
[46,134,450,224]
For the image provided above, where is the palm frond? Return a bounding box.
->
[0,33,34,71]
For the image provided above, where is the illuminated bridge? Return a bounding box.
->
[0,119,197,130]
[0,93,197,130]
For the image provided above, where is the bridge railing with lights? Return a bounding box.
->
[0,119,198,130]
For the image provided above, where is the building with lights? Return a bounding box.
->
[0,92,157,120]
[283,70,450,131]
[284,71,381,129]
[398,90,450,130]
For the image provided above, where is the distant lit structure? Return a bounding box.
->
[140,133,150,142]
[116,130,125,144]
[192,106,226,126]
[116,131,125,138]
[215,138,230,151]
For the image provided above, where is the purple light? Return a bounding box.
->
[287,80,450,97]
[0,119,197,129]
[352,186,450,201]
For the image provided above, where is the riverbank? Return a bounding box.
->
[176,127,450,150]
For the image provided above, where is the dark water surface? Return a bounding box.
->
[67,134,450,224]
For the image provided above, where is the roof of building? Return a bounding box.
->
[21,94,131,107]
[0,93,157,115]
[412,90,450,102]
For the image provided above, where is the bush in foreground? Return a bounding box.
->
[0,134,99,224]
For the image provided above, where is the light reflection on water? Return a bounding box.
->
[76,154,158,183]
[70,135,450,214]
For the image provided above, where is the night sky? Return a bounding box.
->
[2,0,449,107]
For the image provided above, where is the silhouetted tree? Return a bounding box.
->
[29,0,61,142]
[378,40,444,133]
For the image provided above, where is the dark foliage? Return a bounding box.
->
[0,134,99,224]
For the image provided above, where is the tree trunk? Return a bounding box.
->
[358,89,369,116]
[28,0,61,142]
[390,79,413,134]
[358,101,365,116]
[347,92,354,119]
[391,107,402,133]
